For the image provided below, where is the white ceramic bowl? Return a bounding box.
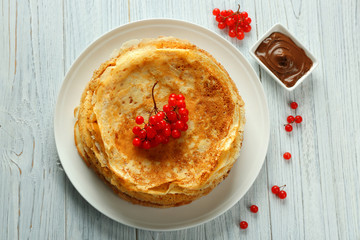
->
[249,23,318,91]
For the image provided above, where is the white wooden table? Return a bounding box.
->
[1,0,359,239]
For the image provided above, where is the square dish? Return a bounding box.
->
[249,23,318,91]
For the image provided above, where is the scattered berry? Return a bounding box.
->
[271,185,280,194]
[287,115,295,123]
[283,152,291,160]
[278,190,287,199]
[285,124,293,132]
[294,115,303,123]
[290,101,298,109]
[239,221,248,229]
[136,116,144,124]
[250,205,258,213]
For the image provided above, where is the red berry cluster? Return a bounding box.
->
[132,83,189,149]
[271,185,287,199]
[285,101,303,132]
[212,5,252,40]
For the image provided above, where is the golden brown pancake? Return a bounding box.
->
[74,37,245,207]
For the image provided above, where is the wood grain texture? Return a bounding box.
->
[0,0,359,239]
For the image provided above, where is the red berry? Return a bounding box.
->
[170,122,177,130]
[226,9,234,15]
[162,136,170,144]
[239,221,248,229]
[182,123,188,131]
[285,124,293,132]
[271,185,280,194]
[243,24,251,32]
[171,129,181,138]
[180,115,189,123]
[175,120,184,130]
[169,93,177,99]
[176,94,185,100]
[135,116,144,124]
[283,152,291,160]
[250,205,258,213]
[226,17,235,26]
[163,104,171,112]
[177,100,186,108]
[220,10,227,16]
[294,115,303,123]
[163,127,171,137]
[244,17,252,24]
[290,101,298,109]
[237,31,244,40]
[138,130,147,139]
[278,190,287,199]
[169,97,177,107]
[164,122,171,129]
[132,138,142,147]
[149,115,158,125]
[212,8,220,16]
[218,21,226,29]
[167,111,178,121]
[155,134,164,144]
[142,141,151,149]
[240,11,248,18]
[159,120,167,128]
[287,115,295,123]
[154,122,163,130]
[179,108,188,116]
[132,126,141,135]
[146,126,157,139]
[156,111,165,121]
[215,14,223,22]
[229,29,236,38]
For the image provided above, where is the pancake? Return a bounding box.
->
[74,37,246,207]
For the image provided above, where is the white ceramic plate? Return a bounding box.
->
[54,19,269,231]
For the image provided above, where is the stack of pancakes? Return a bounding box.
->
[74,37,246,207]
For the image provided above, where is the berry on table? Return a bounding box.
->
[278,190,287,199]
[142,140,151,149]
[283,152,291,160]
[290,101,298,109]
[287,115,295,123]
[212,8,220,16]
[239,221,248,229]
[294,115,303,123]
[212,4,252,41]
[218,21,226,29]
[271,185,280,194]
[285,124,293,132]
[250,205,258,213]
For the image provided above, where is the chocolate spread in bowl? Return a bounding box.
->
[255,32,313,88]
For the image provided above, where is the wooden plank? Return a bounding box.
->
[62,0,136,239]
[0,0,66,239]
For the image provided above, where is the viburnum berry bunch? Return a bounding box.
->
[271,185,287,199]
[212,5,252,40]
[284,101,303,132]
[132,82,189,149]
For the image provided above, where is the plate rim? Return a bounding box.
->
[54,18,270,231]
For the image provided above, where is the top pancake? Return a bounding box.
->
[79,37,245,195]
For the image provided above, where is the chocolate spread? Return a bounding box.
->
[255,32,313,87]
